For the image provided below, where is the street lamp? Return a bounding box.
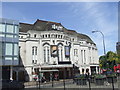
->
[92,30,106,55]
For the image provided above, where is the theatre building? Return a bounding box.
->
[19,19,99,81]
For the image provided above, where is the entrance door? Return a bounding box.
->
[13,71,16,80]
[18,71,25,82]
[2,66,10,80]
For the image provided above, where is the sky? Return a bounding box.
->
[1,2,118,56]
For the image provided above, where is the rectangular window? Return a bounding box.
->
[5,43,13,55]
[0,42,2,57]
[14,35,18,38]
[6,24,14,33]
[0,33,5,37]
[74,49,78,56]
[14,25,19,34]
[61,49,63,61]
[35,47,37,55]
[65,46,70,57]
[35,60,37,64]
[14,44,18,55]
[0,24,5,32]
[6,34,13,38]
[47,49,49,62]
[5,57,12,60]
[14,57,18,60]
[84,50,86,64]
[32,47,34,55]
[81,50,83,63]
[32,60,34,64]
[44,49,46,62]
[32,46,37,55]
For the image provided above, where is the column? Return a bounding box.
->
[96,66,98,74]
[16,71,19,81]
[46,47,47,62]
[89,67,91,75]
[10,66,13,81]
[82,50,84,64]
[84,50,86,64]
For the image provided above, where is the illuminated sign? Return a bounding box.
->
[52,24,63,30]
[51,45,58,57]
[65,46,70,57]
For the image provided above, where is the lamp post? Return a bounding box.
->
[92,30,106,55]
[92,30,106,75]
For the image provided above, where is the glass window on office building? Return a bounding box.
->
[0,33,5,37]
[0,23,5,32]
[6,24,14,33]
[5,43,13,55]
[14,44,18,56]
[14,25,19,34]
[0,42,2,57]
[5,57,12,60]
[6,34,13,38]
[14,57,18,61]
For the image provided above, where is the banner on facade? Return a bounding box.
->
[65,46,70,57]
[51,45,58,57]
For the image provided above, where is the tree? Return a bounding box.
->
[99,51,120,71]
[99,55,107,69]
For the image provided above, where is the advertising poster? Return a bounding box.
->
[65,46,70,57]
[51,45,58,57]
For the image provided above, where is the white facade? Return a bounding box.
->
[19,19,99,81]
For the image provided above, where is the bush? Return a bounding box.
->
[95,74,106,79]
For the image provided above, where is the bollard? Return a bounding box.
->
[111,77,114,90]
[52,72,54,87]
[38,73,41,89]
[39,79,40,89]
[88,78,91,90]
[63,68,66,90]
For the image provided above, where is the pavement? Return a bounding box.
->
[24,79,119,90]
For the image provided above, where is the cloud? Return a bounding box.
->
[69,2,118,55]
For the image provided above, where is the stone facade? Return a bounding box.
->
[19,19,99,81]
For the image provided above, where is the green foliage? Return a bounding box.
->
[74,74,86,79]
[107,73,117,77]
[95,74,106,79]
[99,51,120,70]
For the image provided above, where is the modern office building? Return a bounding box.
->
[116,42,120,55]
[19,19,99,81]
[0,18,19,80]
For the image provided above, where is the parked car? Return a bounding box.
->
[0,79,24,89]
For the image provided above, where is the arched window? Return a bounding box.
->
[43,35,44,38]
[55,34,57,38]
[48,34,50,38]
[61,35,62,39]
[43,44,50,63]
[34,34,36,38]
[58,35,60,38]
[45,34,47,38]
[32,46,37,55]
